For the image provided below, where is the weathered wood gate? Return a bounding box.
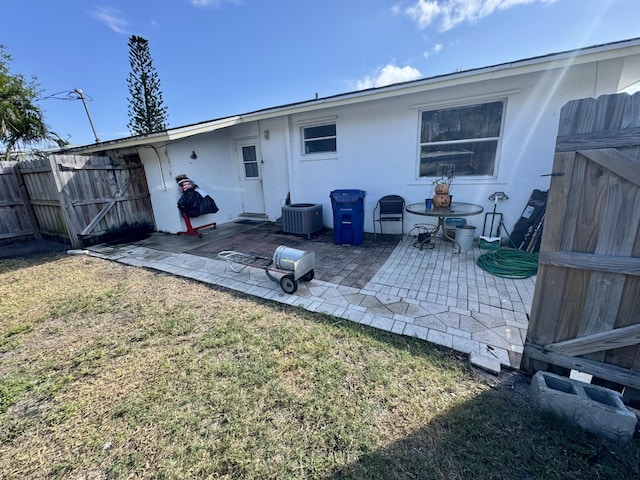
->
[0,161,41,241]
[3,154,155,248]
[522,92,640,393]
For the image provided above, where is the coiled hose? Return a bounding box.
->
[476,248,539,279]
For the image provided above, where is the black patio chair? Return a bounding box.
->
[373,195,405,240]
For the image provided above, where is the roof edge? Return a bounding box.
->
[61,36,640,154]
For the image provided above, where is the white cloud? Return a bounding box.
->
[356,64,423,90]
[424,42,444,59]
[404,0,558,32]
[406,0,442,29]
[91,6,129,34]
[190,0,241,7]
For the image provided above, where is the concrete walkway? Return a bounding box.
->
[85,229,535,370]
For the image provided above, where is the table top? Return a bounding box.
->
[406,201,484,217]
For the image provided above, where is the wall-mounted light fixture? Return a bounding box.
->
[190,150,198,160]
[263,129,270,140]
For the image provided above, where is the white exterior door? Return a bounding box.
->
[236,139,265,215]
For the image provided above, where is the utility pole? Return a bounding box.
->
[74,88,100,143]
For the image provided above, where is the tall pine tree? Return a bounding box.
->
[126,35,168,135]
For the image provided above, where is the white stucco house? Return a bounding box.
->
[64,37,640,239]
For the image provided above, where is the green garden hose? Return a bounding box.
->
[476,248,539,279]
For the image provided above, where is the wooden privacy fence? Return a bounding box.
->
[522,92,640,394]
[0,161,41,242]
[1,154,155,248]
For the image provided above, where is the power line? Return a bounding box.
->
[38,90,94,102]
[37,89,100,143]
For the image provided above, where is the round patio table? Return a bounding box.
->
[406,201,484,253]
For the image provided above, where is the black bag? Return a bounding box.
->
[417,232,431,244]
[177,189,219,217]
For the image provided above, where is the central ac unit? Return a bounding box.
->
[282,204,323,239]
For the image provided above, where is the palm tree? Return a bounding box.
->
[0,46,62,159]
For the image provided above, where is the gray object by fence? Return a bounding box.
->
[455,225,476,252]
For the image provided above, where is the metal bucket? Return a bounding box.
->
[273,245,315,279]
[455,225,476,252]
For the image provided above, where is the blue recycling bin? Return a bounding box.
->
[330,189,366,245]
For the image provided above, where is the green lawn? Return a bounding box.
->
[0,253,638,479]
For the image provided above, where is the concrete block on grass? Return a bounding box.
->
[469,352,501,375]
[530,371,637,443]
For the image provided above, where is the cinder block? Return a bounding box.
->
[623,387,640,410]
[530,371,637,443]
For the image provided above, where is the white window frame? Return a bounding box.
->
[417,99,506,180]
[298,117,338,160]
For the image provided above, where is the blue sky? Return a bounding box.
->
[3,0,639,146]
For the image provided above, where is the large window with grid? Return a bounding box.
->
[418,100,504,178]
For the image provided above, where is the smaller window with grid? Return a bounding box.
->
[302,123,337,155]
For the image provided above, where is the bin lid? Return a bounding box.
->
[445,217,467,227]
[330,189,366,203]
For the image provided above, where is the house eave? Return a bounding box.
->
[58,131,170,155]
[59,37,640,154]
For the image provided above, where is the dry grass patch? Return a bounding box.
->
[0,253,638,479]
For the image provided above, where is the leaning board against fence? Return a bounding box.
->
[522,92,640,393]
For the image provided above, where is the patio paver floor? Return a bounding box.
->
[86,221,535,369]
